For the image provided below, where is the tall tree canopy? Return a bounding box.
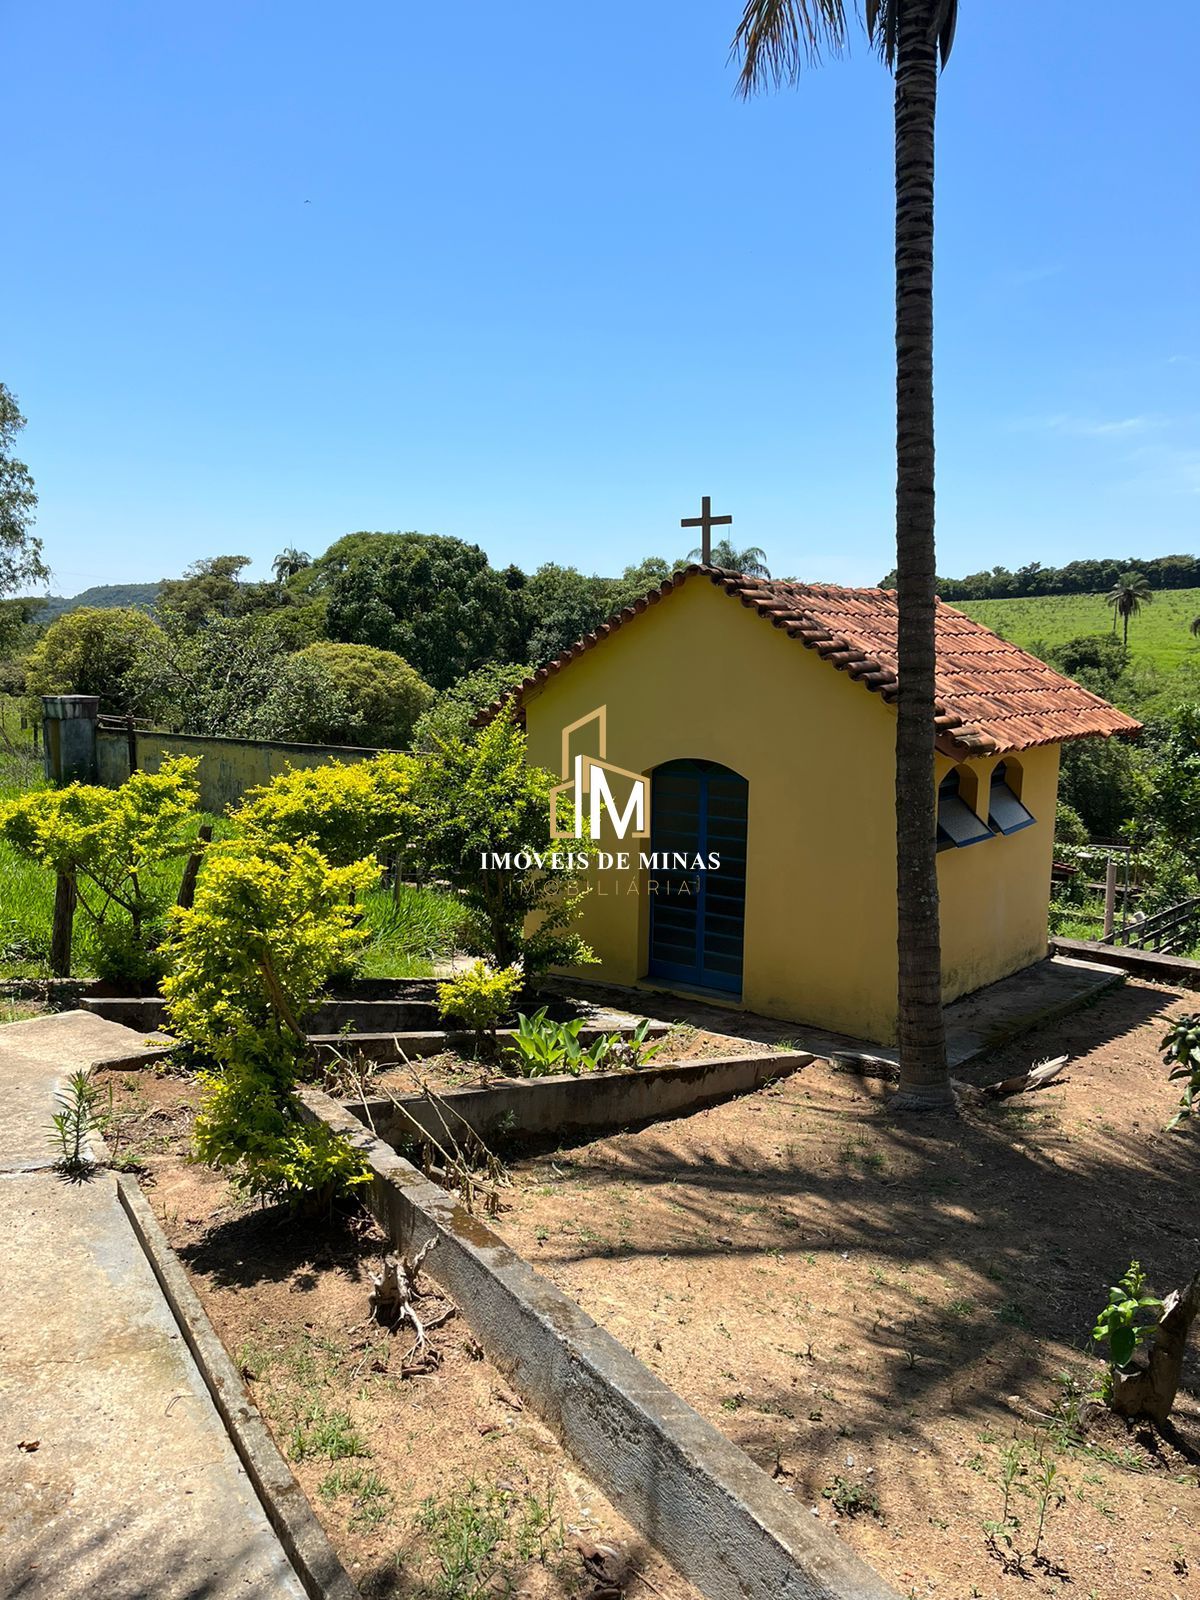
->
[0,384,48,599]
[323,532,527,689]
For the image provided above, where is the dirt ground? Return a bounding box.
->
[97,1065,701,1600]
[493,978,1200,1600]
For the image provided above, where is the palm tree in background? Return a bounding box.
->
[733,0,958,1108]
[272,547,312,585]
[685,538,772,577]
[1105,572,1153,647]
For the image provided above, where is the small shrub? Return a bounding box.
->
[1092,1259,1164,1397]
[506,1008,613,1077]
[167,838,374,1207]
[821,1474,880,1518]
[436,960,525,1053]
[48,1069,107,1173]
[1160,1013,1200,1129]
[191,1063,370,1208]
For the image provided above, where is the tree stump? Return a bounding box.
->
[50,873,76,978]
[1110,1272,1200,1427]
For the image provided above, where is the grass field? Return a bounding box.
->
[956,587,1200,669]
[0,701,464,982]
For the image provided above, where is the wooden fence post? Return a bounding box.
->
[50,872,77,977]
[1103,858,1117,940]
[176,824,213,911]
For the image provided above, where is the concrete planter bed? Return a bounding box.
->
[297,1085,898,1600]
[348,1045,814,1146]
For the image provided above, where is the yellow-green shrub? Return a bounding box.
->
[165,838,375,1206]
[164,839,374,1064]
[229,754,414,868]
[436,959,524,1052]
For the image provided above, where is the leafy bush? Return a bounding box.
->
[168,838,374,1207]
[164,840,374,1064]
[230,754,414,868]
[1092,1260,1163,1397]
[503,1007,661,1077]
[406,704,594,975]
[293,642,434,747]
[436,960,524,1052]
[191,1062,371,1206]
[1054,800,1089,847]
[0,756,201,981]
[1159,1013,1200,1129]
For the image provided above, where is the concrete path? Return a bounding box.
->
[550,952,1126,1072]
[0,1012,308,1600]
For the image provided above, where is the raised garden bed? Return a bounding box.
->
[93,1059,703,1600]
[347,1029,810,1146]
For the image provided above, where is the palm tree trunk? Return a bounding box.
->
[892,0,952,1107]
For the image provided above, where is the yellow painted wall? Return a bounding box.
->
[935,744,1058,1005]
[522,575,1059,1043]
[96,729,383,814]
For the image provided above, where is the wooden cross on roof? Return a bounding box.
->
[680,495,732,565]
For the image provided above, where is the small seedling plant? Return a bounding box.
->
[1160,1013,1200,1129]
[1092,1259,1163,1398]
[48,1070,108,1174]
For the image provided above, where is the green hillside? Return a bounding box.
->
[28,582,162,622]
[956,588,1200,671]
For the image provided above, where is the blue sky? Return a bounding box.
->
[5,2,1198,592]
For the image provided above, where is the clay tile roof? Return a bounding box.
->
[482,566,1142,758]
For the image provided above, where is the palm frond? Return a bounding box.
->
[731,0,850,95]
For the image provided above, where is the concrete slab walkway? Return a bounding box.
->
[0,1012,309,1600]
[549,952,1126,1073]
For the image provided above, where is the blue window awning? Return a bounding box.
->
[937,791,993,848]
[989,781,1036,836]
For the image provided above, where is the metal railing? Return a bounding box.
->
[1100,896,1200,955]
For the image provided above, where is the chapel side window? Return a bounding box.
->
[936,768,992,851]
[988,759,1036,836]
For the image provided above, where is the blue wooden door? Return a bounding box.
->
[647,760,748,995]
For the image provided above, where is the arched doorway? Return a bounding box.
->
[647,759,748,995]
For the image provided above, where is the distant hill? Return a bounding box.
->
[958,587,1200,672]
[27,583,163,622]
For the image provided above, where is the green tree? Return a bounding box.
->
[293,641,434,747]
[405,705,593,974]
[411,660,535,753]
[1106,571,1154,647]
[323,532,527,689]
[0,384,48,598]
[684,537,771,577]
[522,564,615,666]
[134,612,279,735]
[22,606,168,716]
[734,0,958,1106]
